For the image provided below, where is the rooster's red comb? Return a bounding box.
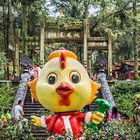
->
[60,49,66,69]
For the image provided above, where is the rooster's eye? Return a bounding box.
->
[70,71,81,84]
[47,73,57,85]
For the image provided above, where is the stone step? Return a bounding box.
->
[24,99,38,102]
[24,107,46,110]
[24,92,49,139]
[24,107,44,111]
[33,133,48,136]
[33,136,47,140]
[24,104,42,107]
[24,106,44,109]
[24,112,45,115]
[24,111,42,115]
[33,135,48,140]
[24,102,41,106]
[24,107,44,110]
[32,130,47,133]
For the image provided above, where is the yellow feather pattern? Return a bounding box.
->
[86,80,101,105]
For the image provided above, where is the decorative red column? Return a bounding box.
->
[127,70,132,80]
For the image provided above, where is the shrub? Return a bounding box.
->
[0,84,15,111]
[111,80,140,118]
[0,119,35,140]
[0,52,7,79]
[111,80,140,95]
[83,121,140,140]
[115,93,136,118]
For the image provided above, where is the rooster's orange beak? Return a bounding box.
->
[56,81,74,98]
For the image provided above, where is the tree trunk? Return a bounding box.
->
[8,0,14,47]
[8,0,15,76]
[83,2,89,70]
[84,2,90,37]
[21,2,28,55]
[3,3,6,51]
[83,19,88,69]
[3,1,10,79]
[133,0,139,79]
[15,30,20,77]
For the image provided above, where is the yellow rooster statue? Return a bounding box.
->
[29,48,108,139]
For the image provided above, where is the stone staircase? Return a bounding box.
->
[23,91,103,140]
[90,92,102,111]
[23,92,48,140]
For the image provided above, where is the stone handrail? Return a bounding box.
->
[0,80,11,87]
[97,72,115,111]
[11,72,30,118]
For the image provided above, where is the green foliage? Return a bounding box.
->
[111,81,140,95]
[0,119,35,140]
[44,43,80,62]
[111,80,140,118]
[1,0,140,65]
[0,84,15,110]
[115,93,136,117]
[48,0,87,18]
[0,52,7,79]
[46,17,82,30]
[2,0,140,68]
[83,121,140,140]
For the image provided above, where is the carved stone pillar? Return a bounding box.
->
[87,50,92,77]
[107,29,112,77]
[83,19,88,69]
[40,19,45,65]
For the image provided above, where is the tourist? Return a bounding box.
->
[91,74,97,81]
[28,66,36,103]
[1,108,11,120]
[33,64,41,78]
[0,108,12,127]
[29,66,34,80]
[14,100,28,124]
[107,106,121,122]
[114,71,119,80]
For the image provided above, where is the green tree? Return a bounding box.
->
[49,0,94,18]
[133,0,139,79]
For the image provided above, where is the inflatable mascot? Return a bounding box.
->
[28,48,110,139]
